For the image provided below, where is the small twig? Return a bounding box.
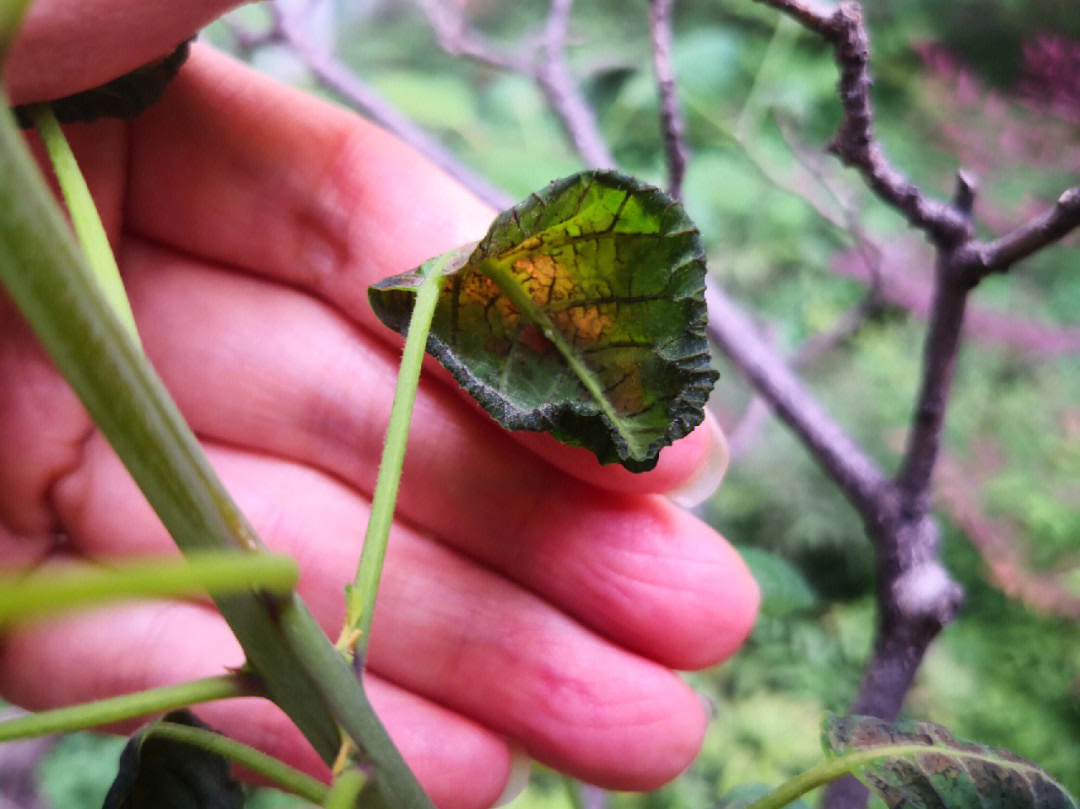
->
[773,112,884,280]
[417,0,615,169]
[267,2,512,210]
[705,281,889,516]
[727,290,884,461]
[534,0,617,169]
[648,0,688,199]
[416,0,531,72]
[970,186,1080,279]
[755,0,971,247]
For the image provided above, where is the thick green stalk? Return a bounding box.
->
[146,722,329,805]
[743,745,945,809]
[0,99,338,763]
[0,100,430,808]
[0,552,298,627]
[341,259,448,663]
[29,103,141,341]
[0,675,257,742]
[282,601,435,809]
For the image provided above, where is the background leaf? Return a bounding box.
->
[368,170,718,471]
[825,715,1079,809]
[101,710,243,809]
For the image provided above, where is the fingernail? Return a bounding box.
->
[667,414,729,508]
[493,748,532,806]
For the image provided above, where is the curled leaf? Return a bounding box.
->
[102,710,243,809]
[369,170,718,471]
[825,715,1078,809]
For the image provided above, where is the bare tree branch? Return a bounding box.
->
[536,0,617,170]
[705,284,889,516]
[756,0,971,247]
[416,0,532,72]
[264,3,512,210]
[971,185,1080,279]
[648,0,688,199]
[895,255,970,512]
[415,0,615,170]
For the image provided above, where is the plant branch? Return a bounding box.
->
[0,552,298,628]
[894,252,969,513]
[264,2,510,210]
[970,186,1080,279]
[0,101,431,808]
[0,675,258,742]
[414,0,615,170]
[754,0,971,247]
[648,0,687,199]
[535,0,616,169]
[416,0,531,72]
[27,103,140,341]
[704,282,889,516]
[340,257,449,665]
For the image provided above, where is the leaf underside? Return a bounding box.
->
[368,170,718,471]
[102,710,243,809]
[826,715,1078,809]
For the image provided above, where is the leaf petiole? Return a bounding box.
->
[742,745,948,809]
[339,255,450,664]
[0,674,258,743]
[0,552,299,628]
[144,721,330,805]
[27,103,141,342]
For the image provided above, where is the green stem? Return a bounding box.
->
[743,744,946,809]
[146,722,329,805]
[280,601,435,809]
[0,552,299,627]
[0,99,432,808]
[0,0,32,62]
[1,100,432,809]
[341,258,448,664]
[28,103,141,342]
[324,770,369,809]
[0,674,257,742]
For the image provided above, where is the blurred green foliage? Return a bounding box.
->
[31,0,1080,807]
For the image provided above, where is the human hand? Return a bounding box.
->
[1,9,758,809]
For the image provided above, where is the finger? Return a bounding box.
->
[52,437,713,789]
[125,45,719,496]
[0,293,93,536]
[4,0,239,104]
[116,243,757,669]
[0,599,514,809]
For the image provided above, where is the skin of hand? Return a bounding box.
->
[1,5,759,808]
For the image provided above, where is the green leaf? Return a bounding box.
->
[368,170,718,471]
[825,715,1079,809]
[735,546,818,617]
[102,711,244,809]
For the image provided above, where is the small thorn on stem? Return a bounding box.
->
[953,170,977,217]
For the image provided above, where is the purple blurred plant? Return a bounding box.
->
[1018,33,1080,124]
